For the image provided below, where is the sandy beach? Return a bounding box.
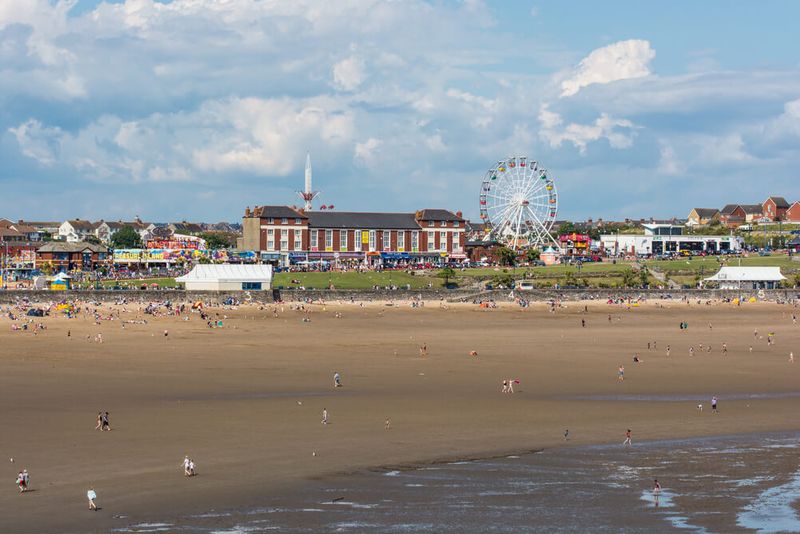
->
[0,297,798,532]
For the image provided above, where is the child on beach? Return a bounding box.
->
[618,365,625,381]
[16,470,29,493]
[322,408,328,425]
[623,429,632,447]
[333,372,342,388]
[711,396,718,413]
[95,411,102,430]
[87,487,97,510]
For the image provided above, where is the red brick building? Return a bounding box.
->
[762,196,790,221]
[36,242,110,272]
[786,201,800,223]
[242,206,466,265]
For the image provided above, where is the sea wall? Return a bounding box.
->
[0,287,797,305]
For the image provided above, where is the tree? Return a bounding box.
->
[496,246,516,266]
[621,269,637,288]
[558,221,576,235]
[84,234,101,245]
[638,265,649,288]
[525,248,540,262]
[437,267,457,287]
[39,261,54,275]
[200,231,237,249]
[110,226,143,249]
[564,270,578,286]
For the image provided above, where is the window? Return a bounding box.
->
[267,217,274,224]
[427,231,435,251]
[411,231,419,251]
[294,231,302,251]
[453,221,459,228]
[440,231,447,251]
[354,230,362,251]
[295,218,301,224]
[369,230,376,251]
[267,228,274,251]
[340,229,347,251]
[281,217,288,224]
[280,229,288,250]
[325,230,333,250]
[397,230,405,251]
[242,282,262,290]
[428,220,434,227]
[383,230,391,250]
[310,229,318,250]
[440,221,447,227]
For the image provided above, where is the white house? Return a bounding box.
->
[59,220,98,242]
[704,266,786,290]
[176,264,273,291]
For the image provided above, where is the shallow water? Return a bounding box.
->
[115,432,800,533]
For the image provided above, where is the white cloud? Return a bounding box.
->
[657,142,683,175]
[332,54,366,91]
[354,138,383,166]
[8,119,62,165]
[560,39,655,97]
[538,104,636,154]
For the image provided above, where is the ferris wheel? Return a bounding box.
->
[479,156,558,250]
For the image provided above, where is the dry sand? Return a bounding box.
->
[0,297,798,532]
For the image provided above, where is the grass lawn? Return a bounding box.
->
[643,254,799,275]
[273,271,445,290]
[74,277,180,289]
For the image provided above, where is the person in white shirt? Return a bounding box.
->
[181,456,191,476]
[87,487,97,510]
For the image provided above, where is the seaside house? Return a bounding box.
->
[686,208,720,227]
[785,201,800,223]
[762,196,790,221]
[58,219,99,242]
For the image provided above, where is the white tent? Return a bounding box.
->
[175,264,273,291]
[704,266,786,290]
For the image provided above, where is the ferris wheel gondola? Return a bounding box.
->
[478,155,558,250]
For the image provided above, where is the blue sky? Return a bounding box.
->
[1,0,798,223]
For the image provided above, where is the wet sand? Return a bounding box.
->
[0,298,798,532]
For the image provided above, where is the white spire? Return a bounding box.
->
[297,152,319,211]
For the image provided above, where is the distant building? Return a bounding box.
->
[762,196,790,221]
[36,242,109,272]
[686,208,720,227]
[59,219,99,242]
[242,205,466,265]
[704,266,786,290]
[786,201,800,223]
[600,223,742,256]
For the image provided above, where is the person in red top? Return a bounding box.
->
[623,429,632,447]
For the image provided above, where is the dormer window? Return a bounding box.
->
[428,221,434,227]
[267,217,274,224]
[295,218,301,224]
[440,221,447,227]
[281,218,288,224]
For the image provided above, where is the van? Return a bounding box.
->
[518,281,535,290]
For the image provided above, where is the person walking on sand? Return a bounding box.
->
[507,379,515,394]
[653,479,661,495]
[94,411,102,430]
[711,396,718,414]
[322,408,328,425]
[419,343,428,357]
[623,429,632,447]
[501,379,509,393]
[188,459,196,476]
[181,456,191,476]
[101,411,111,431]
[722,343,727,355]
[16,470,27,493]
[790,352,795,363]
[618,365,625,382]
[87,487,97,510]
[689,346,694,357]
[333,372,342,388]
[666,345,671,357]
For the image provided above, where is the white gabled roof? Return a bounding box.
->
[704,266,786,282]
[176,264,273,283]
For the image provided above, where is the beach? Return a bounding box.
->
[0,297,798,532]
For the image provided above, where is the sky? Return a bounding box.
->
[1,0,799,223]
